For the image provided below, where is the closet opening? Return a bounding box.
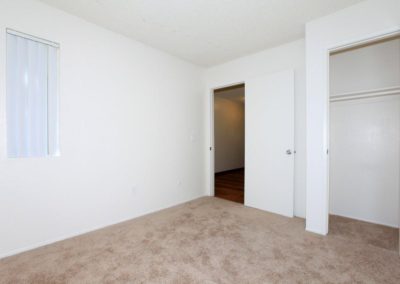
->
[213,83,245,204]
[328,36,400,252]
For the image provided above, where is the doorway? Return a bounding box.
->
[213,84,245,204]
[328,36,400,251]
[209,70,295,216]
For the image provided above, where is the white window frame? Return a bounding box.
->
[6,29,60,158]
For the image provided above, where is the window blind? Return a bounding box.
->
[6,31,59,158]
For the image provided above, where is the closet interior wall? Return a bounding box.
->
[329,37,400,228]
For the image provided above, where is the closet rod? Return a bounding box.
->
[330,86,400,102]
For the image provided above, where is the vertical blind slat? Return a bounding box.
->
[6,33,59,158]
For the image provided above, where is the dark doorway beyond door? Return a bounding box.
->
[215,168,244,204]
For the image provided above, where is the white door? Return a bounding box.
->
[245,69,295,217]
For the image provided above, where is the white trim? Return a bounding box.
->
[0,194,204,260]
[330,86,400,102]
[208,81,245,197]
[323,28,400,236]
[6,28,59,48]
[318,26,400,235]
[331,213,398,229]
[209,88,215,196]
[329,28,400,54]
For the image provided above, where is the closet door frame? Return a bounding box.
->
[306,24,400,236]
[325,29,400,236]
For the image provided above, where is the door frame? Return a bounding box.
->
[326,29,400,232]
[209,81,245,197]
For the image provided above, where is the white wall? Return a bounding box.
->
[0,0,205,258]
[205,39,306,218]
[330,38,400,95]
[306,0,400,235]
[214,94,245,173]
[329,38,400,227]
[330,96,400,227]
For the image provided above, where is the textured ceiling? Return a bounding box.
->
[39,0,363,66]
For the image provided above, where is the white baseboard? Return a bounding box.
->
[306,226,328,236]
[329,213,398,228]
[0,194,205,260]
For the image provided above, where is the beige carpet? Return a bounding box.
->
[0,197,399,283]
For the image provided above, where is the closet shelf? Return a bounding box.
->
[330,86,400,102]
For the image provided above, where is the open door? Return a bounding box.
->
[245,69,295,217]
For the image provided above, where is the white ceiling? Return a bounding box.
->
[39,0,363,66]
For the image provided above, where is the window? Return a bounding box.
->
[6,30,59,158]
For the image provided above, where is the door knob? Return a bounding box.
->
[286,149,292,155]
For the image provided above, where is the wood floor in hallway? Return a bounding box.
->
[214,168,244,204]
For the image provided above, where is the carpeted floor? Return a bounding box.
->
[0,197,399,283]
